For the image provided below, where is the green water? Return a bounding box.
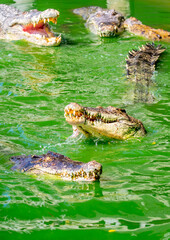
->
[0,0,170,239]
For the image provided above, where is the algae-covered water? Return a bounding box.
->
[0,0,170,239]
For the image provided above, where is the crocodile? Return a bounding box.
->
[10,151,102,181]
[125,43,165,103]
[73,6,170,41]
[64,103,146,140]
[0,4,61,46]
[73,6,125,37]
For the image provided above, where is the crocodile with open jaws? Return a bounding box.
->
[125,43,165,103]
[64,103,146,140]
[73,6,170,41]
[0,4,61,46]
[10,151,102,181]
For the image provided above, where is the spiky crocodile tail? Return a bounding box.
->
[126,43,165,81]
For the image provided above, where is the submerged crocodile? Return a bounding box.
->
[64,103,146,140]
[126,43,165,103]
[0,4,61,46]
[10,151,102,181]
[73,6,170,41]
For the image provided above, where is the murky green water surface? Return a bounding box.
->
[0,0,170,239]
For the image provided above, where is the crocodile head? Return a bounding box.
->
[87,9,125,37]
[0,5,61,46]
[10,151,102,181]
[64,103,146,140]
[73,7,125,37]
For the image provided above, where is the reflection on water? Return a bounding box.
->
[1,216,170,232]
[9,43,63,96]
[107,0,130,16]
[13,0,34,11]
[123,78,157,104]
[0,164,169,232]
[133,80,155,103]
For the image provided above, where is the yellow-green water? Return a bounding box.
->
[0,0,170,239]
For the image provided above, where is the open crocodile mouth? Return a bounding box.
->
[64,104,85,124]
[11,10,61,46]
[22,17,58,37]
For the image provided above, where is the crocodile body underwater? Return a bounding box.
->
[0,4,61,46]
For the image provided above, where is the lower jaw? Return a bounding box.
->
[6,33,61,46]
[66,118,85,125]
[24,35,61,46]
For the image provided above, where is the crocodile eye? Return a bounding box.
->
[118,16,124,21]
[157,34,162,39]
[111,10,117,16]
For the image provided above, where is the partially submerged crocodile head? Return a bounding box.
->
[73,6,170,41]
[0,4,61,46]
[64,103,146,140]
[10,151,102,181]
[73,6,125,37]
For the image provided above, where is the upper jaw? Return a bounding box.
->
[10,9,60,27]
[98,21,125,37]
[64,103,124,125]
[31,9,59,25]
[98,22,118,37]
